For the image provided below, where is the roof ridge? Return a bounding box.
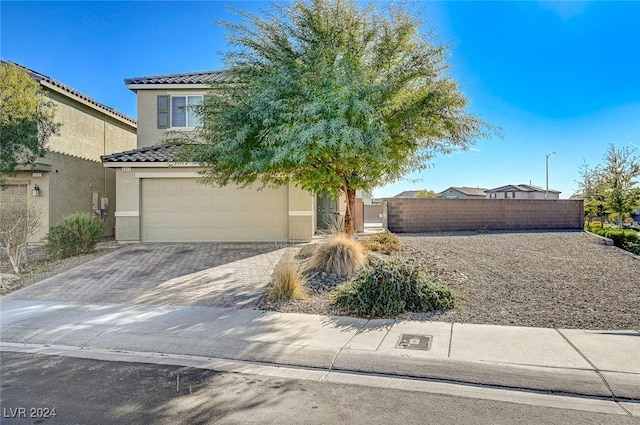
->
[124,69,224,82]
[124,70,231,85]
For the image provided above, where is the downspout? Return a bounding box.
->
[103,115,107,197]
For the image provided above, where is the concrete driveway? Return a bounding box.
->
[1,243,286,308]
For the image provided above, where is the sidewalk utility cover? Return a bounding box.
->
[396,334,432,351]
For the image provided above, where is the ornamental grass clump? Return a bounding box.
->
[269,260,307,301]
[333,256,455,318]
[305,234,367,277]
[360,231,402,254]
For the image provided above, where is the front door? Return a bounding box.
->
[316,193,338,231]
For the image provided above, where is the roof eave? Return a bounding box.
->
[103,161,199,168]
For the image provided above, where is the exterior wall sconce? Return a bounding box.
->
[32,184,41,197]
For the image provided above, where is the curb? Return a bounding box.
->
[584,230,640,259]
[2,342,634,417]
[2,340,637,401]
[583,230,614,246]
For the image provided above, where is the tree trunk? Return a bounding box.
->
[342,185,357,237]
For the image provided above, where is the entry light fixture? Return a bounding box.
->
[32,184,41,197]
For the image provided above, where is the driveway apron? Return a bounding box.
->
[1,243,287,308]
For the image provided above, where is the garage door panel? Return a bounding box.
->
[142,178,288,242]
[197,196,216,208]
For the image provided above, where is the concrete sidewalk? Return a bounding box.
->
[1,300,638,401]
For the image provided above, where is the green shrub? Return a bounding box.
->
[623,241,640,255]
[46,213,104,258]
[305,234,367,277]
[360,231,402,254]
[332,256,455,318]
[586,226,640,253]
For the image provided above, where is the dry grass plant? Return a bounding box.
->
[320,213,344,235]
[296,244,318,259]
[305,233,367,277]
[269,259,307,301]
[360,231,402,254]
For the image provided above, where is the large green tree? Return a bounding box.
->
[601,144,640,227]
[187,0,497,235]
[0,62,60,185]
[576,161,607,225]
[415,189,440,199]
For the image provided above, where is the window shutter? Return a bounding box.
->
[157,95,170,129]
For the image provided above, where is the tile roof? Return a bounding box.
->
[486,184,560,194]
[1,60,136,126]
[101,144,188,163]
[443,186,487,196]
[393,190,422,198]
[124,70,232,85]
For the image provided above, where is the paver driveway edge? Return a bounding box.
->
[1,243,288,308]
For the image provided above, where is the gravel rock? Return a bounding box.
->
[256,231,640,330]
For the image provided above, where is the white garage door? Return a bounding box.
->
[141,178,288,242]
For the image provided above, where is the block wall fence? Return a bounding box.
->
[383,199,584,233]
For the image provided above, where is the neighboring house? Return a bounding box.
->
[0,61,137,242]
[486,184,560,200]
[103,71,319,243]
[439,186,487,199]
[393,190,422,198]
[632,207,640,224]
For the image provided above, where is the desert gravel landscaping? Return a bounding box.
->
[399,231,639,329]
[259,231,640,330]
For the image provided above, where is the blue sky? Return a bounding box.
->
[2,1,639,198]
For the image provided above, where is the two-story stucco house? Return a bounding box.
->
[103,71,321,243]
[485,184,560,200]
[0,61,137,242]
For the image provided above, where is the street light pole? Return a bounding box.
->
[545,151,556,199]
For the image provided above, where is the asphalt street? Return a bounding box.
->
[1,352,638,425]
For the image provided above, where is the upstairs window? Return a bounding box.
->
[157,95,203,129]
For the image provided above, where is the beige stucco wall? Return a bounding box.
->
[46,91,136,160]
[46,152,116,236]
[288,184,315,241]
[113,168,141,242]
[136,89,205,148]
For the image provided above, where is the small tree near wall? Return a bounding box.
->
[0,196,42,273]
